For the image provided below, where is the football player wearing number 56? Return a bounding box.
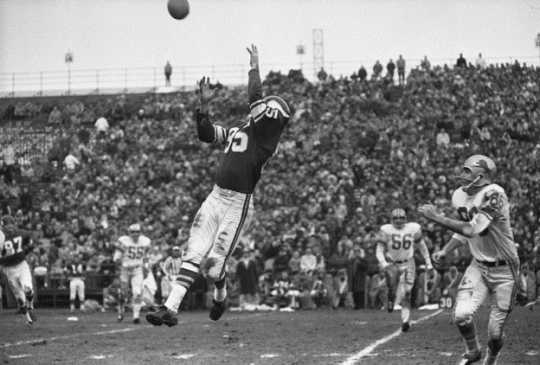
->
[147,44,292,327]
[113,224,151,324]
[0,215,36,325]
[376,208,433,333]
[419,155,528,365]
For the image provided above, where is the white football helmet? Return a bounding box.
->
[458,154,496,194]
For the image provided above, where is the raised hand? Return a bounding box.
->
[246,44,259,69]
[198,76,213,104]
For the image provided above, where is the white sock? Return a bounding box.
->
[401,306,411,323]
[133,303,141,319]
[165,284,187,313]
[214,286,227,302]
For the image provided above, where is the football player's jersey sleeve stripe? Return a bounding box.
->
[250,101,267,122]
[214,125,228,143]
[451,232,467,244]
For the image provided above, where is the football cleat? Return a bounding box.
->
[209,300,226,321]
[25,309,36,325]
[146,306,178,327]
[133,318,140,324]
[117,313,124,322]
[457,349,482,365]
[401,322,410,332]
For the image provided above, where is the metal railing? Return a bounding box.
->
[1,56,538,98]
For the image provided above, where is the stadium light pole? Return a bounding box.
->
[536,33,540,67]
[296,44,306,71]
[65,50,74,95]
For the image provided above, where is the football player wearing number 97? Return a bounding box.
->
[146,44,292,327]
[113,223,151,324]
[0,216,36,325]
[419,155,527,365]
[375,208,433,333]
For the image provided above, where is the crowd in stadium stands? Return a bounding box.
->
[0,55,539,311]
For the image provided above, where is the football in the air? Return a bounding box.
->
[167,0,190,20]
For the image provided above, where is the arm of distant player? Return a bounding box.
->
[247,44,263,106]
[375,237,389,269]
[196,76,228,144]
[418,204,491,238]
[415,236,433,270]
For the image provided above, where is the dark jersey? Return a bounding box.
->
[197,70,290,194]
[0,229,33,267]
[66,262,86,278]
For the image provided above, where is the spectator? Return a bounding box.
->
[300,247,317,273]
[436,128,450,148]
[63,152,80,171]
[357,66,367,81]
[420,55,431,70]
[164,61,172,86]
[317,68,328,82]
[396,55,406,85]
[386,59,396,81]
[236,250,259,308]
[475,52,487,69]
[372,60,383,79]
[94,116,109,136]
[456,53,467,68]
[348,245,368,309]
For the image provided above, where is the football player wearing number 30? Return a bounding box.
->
[113,223,151,324]
[419,155,527,365]
[146,44,292,327]
[375,208,433,333]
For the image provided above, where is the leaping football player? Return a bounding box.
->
[146,44,292,327]
[376,208,433,332]
[0,216,36,325]
[419,155,527,365]
[113,224,151,324]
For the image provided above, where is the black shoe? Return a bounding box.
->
[133,318,140,324]
[456,349,482,365]
[401,321,410,332]
[146,306,178,327]
[209,300,226,321]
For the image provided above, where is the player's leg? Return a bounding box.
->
[78,279,86,311]
[207,198,253,321]
[147,195,219,326]
[4,266,27,314]
[483,268,516,365]
[131,268,144,323]
[117,269,129,321]
[69,278,77,312]
[18,262,36,323]
[384,263,400,313]
[398,260,415,331]
[453,262,488,363]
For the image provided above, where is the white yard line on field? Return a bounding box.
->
[1,312,264,349]
[339,309,443,365]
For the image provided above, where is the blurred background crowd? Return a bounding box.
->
[0,55,539,311]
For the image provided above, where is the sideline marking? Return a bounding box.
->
[339,309,443,365]
[1,312,264,349]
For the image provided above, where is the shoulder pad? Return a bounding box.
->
[140,235,151,245]
[380,224,393,234]
[451,187,466,207]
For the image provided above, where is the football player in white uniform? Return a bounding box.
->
[376,208,433,332]
[419,155,526,365]
[113,224,151,324]
[0,217,36,325]
[159,246,183,301]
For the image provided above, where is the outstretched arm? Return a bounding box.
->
[196,77,228,143]
[416,237,433,269]
[247,44,263,105]
[418,204,491,238]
